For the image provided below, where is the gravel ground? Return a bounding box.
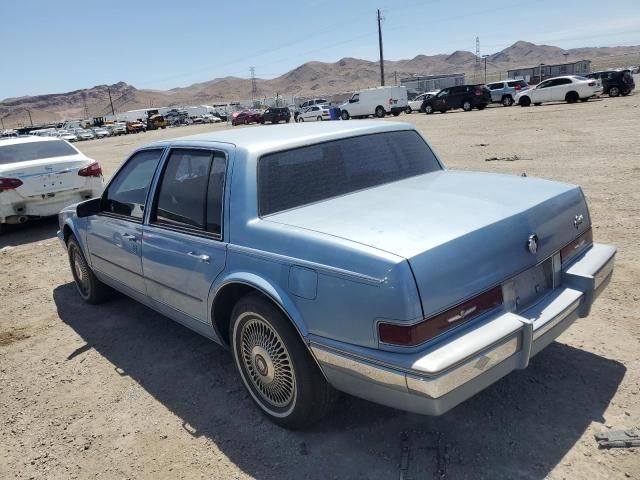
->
[1,94,639,480]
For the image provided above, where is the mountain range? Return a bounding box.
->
[2,41,639,126]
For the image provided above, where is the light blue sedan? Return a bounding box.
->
[58,121,615,429]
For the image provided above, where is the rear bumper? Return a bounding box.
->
[310,243,615,415]
[0,185,101,222]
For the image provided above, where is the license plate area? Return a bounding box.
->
[503,258,554,312]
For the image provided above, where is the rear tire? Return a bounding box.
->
[621,89,631,96]
[405,106,412,114]
[317,116,322,121]
[298,117,304,122]
[230,293,338,429]
[608,86,621,97]
[67,237,110,304]
[462,100,473,112]
[476,103,486,110]
[392,111,400,116]
[502,96,513,107]
[424,104,434,114]
[565,91,579,103]
[519,96,531,107]
[375,106,385,118]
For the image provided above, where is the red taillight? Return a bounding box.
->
[78,162,102,177]
[561,227,593,265]
[0,177,23,191]
[475,90,482,96]
[378,286,503,346]
[514,85,522,91]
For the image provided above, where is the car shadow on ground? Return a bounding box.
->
[0,217,59,248]
[53,283,625,480]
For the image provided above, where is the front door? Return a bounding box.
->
[432,89,449,110]
[142,148,228,323]
[532,79,553,103]
[86,148,164,295]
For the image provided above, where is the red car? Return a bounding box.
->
[231,111,262,126]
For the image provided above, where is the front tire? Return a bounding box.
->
[462,100,473,112]
[298,117,304,122]
[340,110,350,120]
[519,96,531,107]
[67,237,110,304]
[609,86,621,97]
[231,294,338,429]
[405,106,412,114]
[424,104,434,114]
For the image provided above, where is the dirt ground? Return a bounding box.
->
[1,94,639,480]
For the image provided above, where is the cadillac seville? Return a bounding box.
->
[58,121,615,429]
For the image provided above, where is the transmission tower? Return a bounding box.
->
[250,67,258,104]
[474,36,481,82]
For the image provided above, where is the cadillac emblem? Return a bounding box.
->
[527,234,539,254]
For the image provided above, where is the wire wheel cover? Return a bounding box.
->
[240,318,295,408]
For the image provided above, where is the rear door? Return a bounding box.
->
[86,148,164,295]
[142,148,228,323]
[548,78,573,101]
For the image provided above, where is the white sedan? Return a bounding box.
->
[406,91,439,113]
[515,75,602,106]
[0,136,103,231]
[297,105,330,122]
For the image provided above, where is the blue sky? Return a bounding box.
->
[2,0,639,99]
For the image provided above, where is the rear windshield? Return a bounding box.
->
[0,139,77,165]
[258,130,441,215]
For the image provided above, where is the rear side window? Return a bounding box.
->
[507,80,527,88]
[152,149,226,235]
[103,149,163,220]
[258,131,441,216]
[487,83,503,90]
[0,139,77,165]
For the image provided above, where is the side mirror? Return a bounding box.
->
[76,198,101,218]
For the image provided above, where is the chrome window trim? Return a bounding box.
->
[146,146,228,240]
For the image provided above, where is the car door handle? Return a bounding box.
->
[187,252,211,263]
[122,233,137,242]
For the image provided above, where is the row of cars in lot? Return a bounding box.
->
[229,69,636,128]
[408,69,635,114]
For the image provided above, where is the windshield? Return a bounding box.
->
[258,130,442,215]
[0,140,77,164]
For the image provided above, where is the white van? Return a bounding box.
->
[339,86,408,120]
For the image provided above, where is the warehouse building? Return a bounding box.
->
[400,73,465,93]
[507,60,591,83]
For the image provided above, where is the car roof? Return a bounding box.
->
[0,135,60,146]
[150,121,417,155]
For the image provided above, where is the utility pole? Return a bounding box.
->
[26,109,33,126]
[250,67,258,105]
[394,71,397,85]
[475,36,480,82]
[482,54,489,83]
[377,9,385,86]
[107,88,115,115]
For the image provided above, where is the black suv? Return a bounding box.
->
[261,107,291,124]
[587,70,635,97]
[422,85,492,114]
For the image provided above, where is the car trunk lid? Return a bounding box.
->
[266,170,589,316]
[2,156,92,197]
